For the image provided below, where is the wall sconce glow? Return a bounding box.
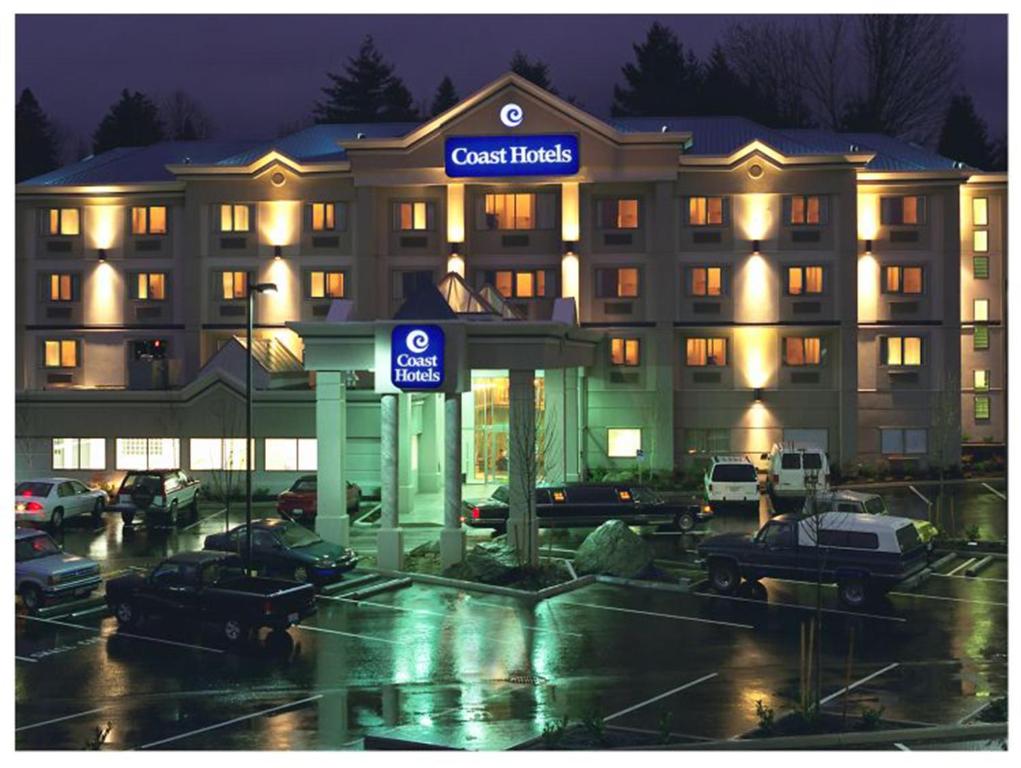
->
[263,259,294,325]
[88,261,123,325]
[734,326,777,389]
[260,200,300,247]
[273,245,283,260]
[446,183,465,243]
[857,253,880,323]
[857,192,879,241]
[739,193,772,241]
[561,181,579,242]
[561,250,579,302]
[736,254,774,323]
[88,205,119,250]
[751,239,761,254]
[97,248,107,262]
[447,252,465,278]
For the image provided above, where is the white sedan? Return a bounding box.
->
[15,478,107,530]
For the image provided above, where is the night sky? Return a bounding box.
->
[16,14,1007,149]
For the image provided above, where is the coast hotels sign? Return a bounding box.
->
[391,325,445,390]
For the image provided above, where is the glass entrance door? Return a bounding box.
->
[468,372,546,484]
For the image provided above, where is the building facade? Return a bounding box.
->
[15,74,1007,541]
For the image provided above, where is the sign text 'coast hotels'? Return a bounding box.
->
[444,134,580,178]
[391,325,445,390]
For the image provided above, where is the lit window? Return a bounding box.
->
[483,194,535,230]
[884,266,923,294]
[52,438,106,470]
[47,273,75,302]
[974,369,989,391]
[132,206,167,235]
[784,337,822,366]
[598,198,639,229]
[47,208,80,236]
[973,255,990,279]
[116,438,180,470]
[494,271,513,297]
[973,230,988,253]
[311,202,336,232]
[136,273,166,301]
[688,196,724,226]
[610,338,640,367]
[884,336,922,366]
[974,325,989,350]
[221,271,248,300]
[189,438,249,471]
[265,438,317,471]
[394,201,432,231]
[515,272,535,298]
[309,271,345,299]
[43,339,77,368]
[690,267,723,296]
[787,266,824,295]
[880,428,927,455]
[789,195,822,225]
[607,428,642,458]
[617,268,639,297]
[881,196,925,225]
[686,338,727,367]
[487,269,553,298]
[973,197,988,227]
[219,204,250,233]
[974,299,989,323]
[685,428,730,454]
[595,268,639,298]
[975,396,991,421]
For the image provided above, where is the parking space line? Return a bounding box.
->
[137,694,323,749]
[956,700,993,725]
[818,662,900,706]
[182,507,225,531]
[16,706,107,732]
[945,558,976,577]
[548,599,754,630]
[70,605,108,618]
[603,672,718,722]
[981,483,1006,501]
[22,615,225,654]
[894,742,910,751]
[887,591,1007,608]
[295,624,400,645]
[931,572,1007,583]
[692,590,906,623]
[15,655,38,663]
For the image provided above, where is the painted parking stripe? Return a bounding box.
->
[982,483,1006,501]
[894,742,910,751]
[945,558,977,577]
[16,706,107,732]
[22,615,224,654]
[137,694,323,749]
[182,507,225,531]
[294,624,400,645]
[693,589,906,623]
[931,572,1007,584]
[604,672,718,722]
[818,662,900,705]
[956,700,993,725]
[15,655,38,663]
[887,591,1007,607]
[549,599,754,630]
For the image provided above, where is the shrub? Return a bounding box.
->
[541,715,570,747]
[859,705,885,731]
[965,524,981,542]
[755,699,775,735]
[580,709,606,746]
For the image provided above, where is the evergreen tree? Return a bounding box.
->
[16,88,59,182]
[92,89,165,155]
[697,44,754,116]
[430,75,459,117]
[937,92,994,170]
[611,22,700,117]
[314,36,419,123]
[510,51,557,94]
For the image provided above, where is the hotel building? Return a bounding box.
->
[15,74,1006,565]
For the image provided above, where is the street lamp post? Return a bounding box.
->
[246,281,277,576]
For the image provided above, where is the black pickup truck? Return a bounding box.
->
[105,551,316,644]
[697,512,930,607]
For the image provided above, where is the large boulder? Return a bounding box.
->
[463,539,521,584]
[573,520,654,578]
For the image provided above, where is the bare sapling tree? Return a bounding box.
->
[207,393,244,532]
[508,387,559,569]
[930,366,961,534]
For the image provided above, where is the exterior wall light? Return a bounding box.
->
[753,387,764,402]
[97,248,107,262]
[751,239,761,255]
[449,242,461,256]
[273,245,283,260]
[563,240,578,255]
[864,239,873,255]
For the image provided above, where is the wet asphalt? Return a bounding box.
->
[14,480,1008,750]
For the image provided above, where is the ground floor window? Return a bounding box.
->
[116,438,180,470]
[607,428,642,458]
[879,428,927,455]
[265,438,317,471]
[189,438,250,470]
[685,428,729,454]
[52,437,106,470]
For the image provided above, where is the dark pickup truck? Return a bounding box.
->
[697,512,930,608]
[463,483,712,532]
[105,550,316,644]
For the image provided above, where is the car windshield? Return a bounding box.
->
[865,497,887,515]
[16,482,52,497]
[16,534,61,561]
[290,478,316,493]
[279,524,322,548]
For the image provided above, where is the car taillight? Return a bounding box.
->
[25,501,43,512]
[471,506,480,519]
[702,504,713,515]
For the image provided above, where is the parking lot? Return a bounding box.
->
[15,481,1008,750]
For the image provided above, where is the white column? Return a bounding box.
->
[377,393,403,570]
[315,371,349,545]
[440,393,465,569]
[397,392,415,515]
[507,368,538,565]
[564,367,581,482]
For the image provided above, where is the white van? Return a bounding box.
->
[704,455,760,511]
[765,442,830,508]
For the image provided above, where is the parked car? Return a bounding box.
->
[15,478,107,530]
[105,550,316,645]
[802,490,940,545]
[703,455,761,512]
[462,483,712,532]
[110,469,201,526]
[276,475,362,523]
[16,527,102,612]
[697,512,929,607]
[204,518,358,587]
[764,442,831,509]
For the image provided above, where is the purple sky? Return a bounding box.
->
[16,14,1007,149]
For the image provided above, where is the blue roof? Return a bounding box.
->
[214,122,419,166]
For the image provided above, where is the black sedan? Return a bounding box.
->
[204,518,358,587]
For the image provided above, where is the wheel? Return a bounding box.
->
[188,499,199,523]
[168,502,179,526]
[113,600,141,628]
[292,565,309,583]
[675,510,696,532]
[708,559,740,595]
[121,510,135,526]
[49,508,64,531]
[838,577,869,608]
[222,617,248,645]
[19,584,43,613]
[91,499,104,525]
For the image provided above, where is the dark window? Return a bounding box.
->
[895,524,922,553]
[17,481,53,497]
[780,453,801,469]
[759,522,794,548]
[711,464,757,482]
[802,453,823,470]
[566,486,617,504]
[818,530,880,550]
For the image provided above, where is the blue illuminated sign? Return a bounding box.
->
[445,134,579,178]
[391,325,445,390]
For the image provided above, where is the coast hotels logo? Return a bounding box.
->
[391,325,445,390]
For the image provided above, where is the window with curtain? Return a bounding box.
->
[135,273,166,301]
[47,208,80,236]
[132,206,167,235]
[880,195,925,225]
[690,267,723,296]
[310,202,337,231]
[43,339,78,368]
[787,266,824,295]
[309,271,345,299]
[686,338,727,366]
[483,194,535,230]
[884,336,922,366]
[220,271,248,300]
[884,266,923,294]
[219,204,250,232]
[597,198,639,229]
[595,268,640,298]
[788,195,822,225]
[610,338,640,366]
[394,201,433,231]
[784,337,822,366]
[46,273,76,302]
[688,196,724,226]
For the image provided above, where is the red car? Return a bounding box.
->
[276,475,361,523]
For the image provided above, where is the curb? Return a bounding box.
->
[357,565,596,602]
[594,575,694,594]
